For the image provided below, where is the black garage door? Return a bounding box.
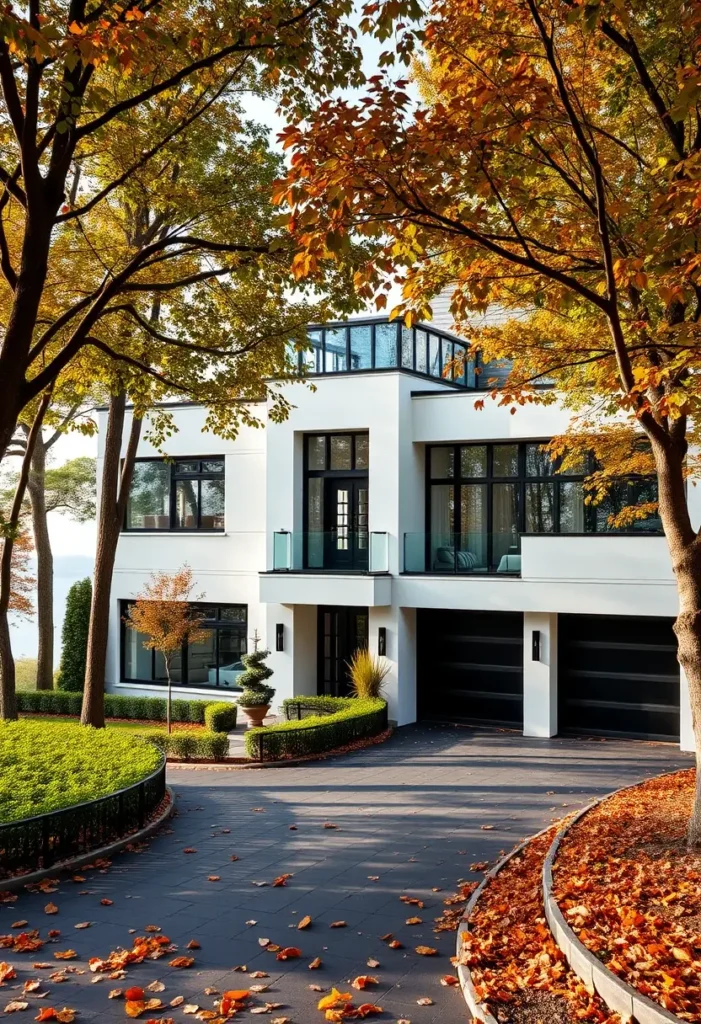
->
[558,614,679,740]
[417,610,523,726]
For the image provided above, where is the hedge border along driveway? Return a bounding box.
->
[244,696,388,760]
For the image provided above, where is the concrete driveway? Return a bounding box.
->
[0,725,691,1023]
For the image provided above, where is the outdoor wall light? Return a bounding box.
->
[532,629,541,662]
[276,623,284,652]
[378,627,387,656]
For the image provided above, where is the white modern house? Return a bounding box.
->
[100,309,696,752]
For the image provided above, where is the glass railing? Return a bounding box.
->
[272,531,389,573]
[403,532,521,575]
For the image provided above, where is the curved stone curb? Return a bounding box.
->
[543,788,683,1024]
[455,824,555,1024]
[0,786,175,893]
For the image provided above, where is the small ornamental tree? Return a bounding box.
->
[123,567,210,734]
[57,577,92,692]
[237,631,275,708]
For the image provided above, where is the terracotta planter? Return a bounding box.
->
[239,704,270,728]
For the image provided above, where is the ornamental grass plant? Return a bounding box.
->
[347,648,390,699]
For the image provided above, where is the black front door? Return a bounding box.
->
[318,606,369,696]
[325,478,369,571]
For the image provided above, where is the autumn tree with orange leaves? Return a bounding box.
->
[279,0,701,844]
[124,567,210,735]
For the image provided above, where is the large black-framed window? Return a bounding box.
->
[121,602,247,689]
[427,441,662,573]
[287,320,476,388]
[125,457,225,531]
[304,432,369,570]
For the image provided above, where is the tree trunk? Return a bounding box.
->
[651,438,701,847]
[0,392,53,718]
[673,552,701,847]
[165,659,172,736]
[81,393,142,727]
[26,439,54,690]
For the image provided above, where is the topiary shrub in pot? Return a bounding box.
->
[236,631,275,728]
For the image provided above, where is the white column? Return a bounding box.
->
[680,665,695,752]
[369,606,416,726]
[523,611,558,737]
[265,602,317,704]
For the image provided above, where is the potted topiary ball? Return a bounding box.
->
[236,631,275,727]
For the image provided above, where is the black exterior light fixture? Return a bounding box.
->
[276,623,284,652]
[532,629,541,662]
[378,627,387,656]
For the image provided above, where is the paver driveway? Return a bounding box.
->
[2,725,692,1024]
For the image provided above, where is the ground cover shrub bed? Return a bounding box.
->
[553,768,700,1021]
[247,697,387,760]
[0,720,162,823]
[456,824,619,1024]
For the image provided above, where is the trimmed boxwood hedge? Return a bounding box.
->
[245,697,388,761]
[139,729,229,760]
[16,690,236,730]
[204,702,238,733]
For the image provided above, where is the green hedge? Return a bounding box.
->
[245,697,388,761]
[0,720,162,823]
[139,730,229,760]
[204,702,238,733]
[16,690,235,724]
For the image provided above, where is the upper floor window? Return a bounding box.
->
[287,319,477,388]
[125,457,225,531]
[428,441,661,548]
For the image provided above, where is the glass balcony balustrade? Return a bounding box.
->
[403,531,522,575]
[285,318,481,388]
[273,530,389,574]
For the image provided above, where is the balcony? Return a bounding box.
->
[261,531,391,607]
[286,318,481,388]
[272,531,389,574]
[403,532,521,575]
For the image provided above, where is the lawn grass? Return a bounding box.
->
[0,719,163,823]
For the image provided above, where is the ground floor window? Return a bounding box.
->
[120,602,247,689]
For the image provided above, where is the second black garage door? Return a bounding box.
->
[417,610,523,727]
[558,614,679,741]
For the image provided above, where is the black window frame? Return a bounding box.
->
[303,432,370,569]
[120,600,247,690]
[426,440,663,569]
[124,456,225,533]
[287,318,476,389]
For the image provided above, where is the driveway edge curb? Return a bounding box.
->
[542,779,684,1024]
[455,823,555,1024]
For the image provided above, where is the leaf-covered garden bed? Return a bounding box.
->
[552,768,699,1022]
[0,720,162,823]
[455,825,619,1024]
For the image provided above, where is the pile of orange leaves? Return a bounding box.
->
[88,934,177,973]
[553,768,700,1022]
[457,825,619,1024]
[317,987,382,1021]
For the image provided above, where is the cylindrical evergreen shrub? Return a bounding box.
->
[56,578,92,692]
